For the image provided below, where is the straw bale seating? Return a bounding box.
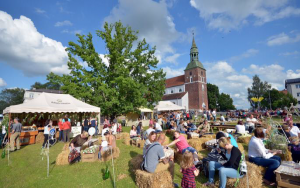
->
[188,137,212,151]
[237,136,252,144]
[130,155,174,188]
[100,147,120,162]
[35,132,44,144]
[215,162,263,188]
[56,144,70,166]
[122,137,131,145]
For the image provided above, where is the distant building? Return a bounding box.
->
[24,89,63,102]
[162,37,208,111]
[285,78,300,108]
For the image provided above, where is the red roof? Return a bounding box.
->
[280,89,288,95]
[165,75,185,88]
[162,92,187,100]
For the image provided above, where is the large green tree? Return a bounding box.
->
[261,89,297,109]
[47,21,165,118]
[30,81,60,90]
[0,88,25,113]
[247,75,271,109]
[207,83,235,111]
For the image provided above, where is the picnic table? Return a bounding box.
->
[275,161,300,188]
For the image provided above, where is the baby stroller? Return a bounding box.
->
[44,129,57,148]
[0,133,8,149]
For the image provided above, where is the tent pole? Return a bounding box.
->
[8,113,11,166]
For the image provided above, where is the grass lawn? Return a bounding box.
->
[0,126,277,188]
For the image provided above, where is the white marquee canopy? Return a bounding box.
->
[154,101,185,111]
[3,92,100,114]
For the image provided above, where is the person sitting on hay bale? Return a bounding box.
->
[130,125,139,139]
[197,120,210,137]
[176,120,186,134]
[287,119,300,138]
[166,131,199,164]
[99,130,116,160]
[288,136,300,163]
[216,131,238,148]
[154,119,163,133]
[69,131,90,152]
[204,137,244,188]
[141,134,171,173]
[248,128,281,186]
[143,124,155,140]
[143,131,157,155]
[186,120,197,133]
[235,120,246,135]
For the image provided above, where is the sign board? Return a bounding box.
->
[71,126,82,137]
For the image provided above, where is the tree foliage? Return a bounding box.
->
[261,89,297,109]
[247,75,271,109]
[207,83,235,111]
[30,81,60,90]
[0,88,25,113]
[47,21,166,118]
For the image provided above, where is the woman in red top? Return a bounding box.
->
[63,118,71,142]
[58,118,64,142]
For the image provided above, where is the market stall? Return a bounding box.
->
[154,101,185,112]
[3,92,100,145]
[126,108,153,127]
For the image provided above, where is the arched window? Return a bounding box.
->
[190,77,193,83]
[202,84,204,91]
[190,71,192,75]
[201,71,203,76]
[171,90,174,94]
[179,88,182,92]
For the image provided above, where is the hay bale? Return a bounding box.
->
[165,130,175,137]
[278,149,293,161]
[56,150,69,166]
[162,136,170,146]
[188,137,211,151]
[237,136,252,144]
[237,143,244,154]
[135,170,173,188]
[138,140,145,148]
[120,132,130,139]
[123,137,130,145]
[101,147,120,162]
[62,143,70,151]
[215,161,263,188]
[130,154,144,171]
[35,132,44,144]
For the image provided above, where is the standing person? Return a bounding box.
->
[180,151,199,188]
[42,120,53,148]
[248,128,281,186]
[83,117,89,132]
[176,112,181,128]
[204,137,243,188]
[90,117,97,134]
[212,109,217,121]
[9,117,22,152]
[136,122,143,136]
[63,118,71,142]
[58,118,64,142]
[186,112,190,121]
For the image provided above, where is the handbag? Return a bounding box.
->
[68,149,81,164]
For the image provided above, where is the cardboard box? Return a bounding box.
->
[81,147,99,162]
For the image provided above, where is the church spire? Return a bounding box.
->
[192,32,197,48]
[185,34,205,71]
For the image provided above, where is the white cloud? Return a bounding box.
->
[190,0,300,32]
[62,29,82,35]
[286,69,300,79]
[104,0,181,56]
[0,78,7,87]
[229,49,259,62]
[206,61,252,109]
[279,51,299,56]
[162,67,185,78]
[55,20,73,27]
[35,8,46,14]
[0,11,69,76]
[164,53,181,65]
[267,32,300,46]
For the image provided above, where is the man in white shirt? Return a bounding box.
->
[154,120,162,133]
[246,114,257,133]
[212,109,217,121]
[288,120,300,138]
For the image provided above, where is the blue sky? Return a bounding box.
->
[0,0,299,108]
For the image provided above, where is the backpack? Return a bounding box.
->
[68,149,81,164]
[140,143,160,170]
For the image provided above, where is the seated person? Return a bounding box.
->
[235,120,245,134]
[102,124,110,138]
[69,131,90,152]
[197,120,210,137]
[154,120,163,133]
[248,128,281,186]
[216,131,238,148]
[99,131,116,159]
[142,134,170,173]
[246,114,257,133]
[166,131,199,163]
[220,115,226,125]
[187,120,197,132]
[176,121,186,134]
[288,136,300,163]
[111,122,117,135]
[288,120,300,138]
[130,125,139,139]
[282,124,291,138]
[144,124,155,140]
[204,137,243,188]
[143,131,157,155]
[170,121,176,130]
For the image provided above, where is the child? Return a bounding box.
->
[288,136,300,163]
[180,151,199,188]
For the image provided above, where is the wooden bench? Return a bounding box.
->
[275,161,300,188]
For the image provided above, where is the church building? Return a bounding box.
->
[162,37,208,111]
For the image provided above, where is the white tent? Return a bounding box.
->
[154,101,185,111]
[3,92,100,114]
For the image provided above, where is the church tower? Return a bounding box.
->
[184,36,208,110]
